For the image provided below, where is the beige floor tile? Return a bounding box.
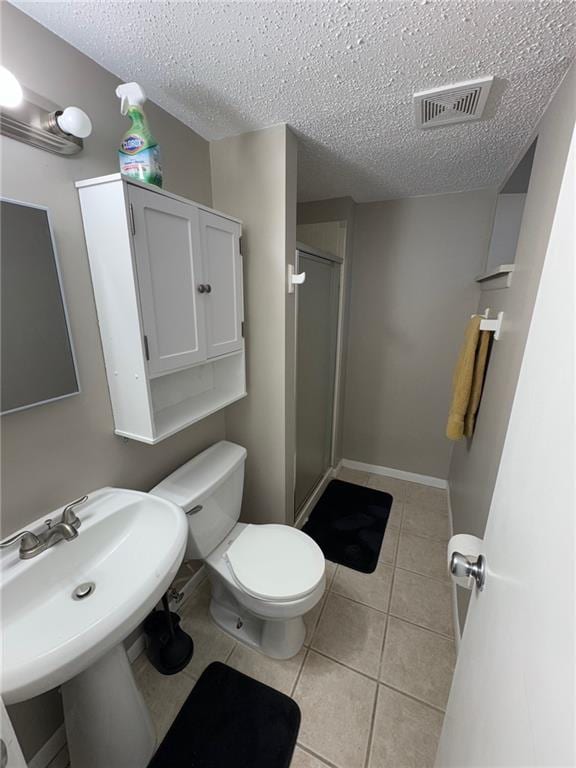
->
[304,593,328,646]
[380,617,456,709]
[294,651,377,768]
[311,593,387,677]
[336,467,371,485]
[332,560,394,612]
[366,474,410,501]
[402,502,450,541]
[325,560,337,586]
[397,532,449,581]
[379,525,399,565]
[390,569,453,637]
[226,643,306,695]
[386,498,404,529]
[369,684,444,768]
[291,746,332,767]
[179,580,236,677]
[133,654,197,742]
[405,483,448,511]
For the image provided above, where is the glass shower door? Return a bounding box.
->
[294,250,340,514]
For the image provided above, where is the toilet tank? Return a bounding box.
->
[150,441,247,560]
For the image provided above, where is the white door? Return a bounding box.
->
[198,210,243,358]
[436,127,575,767]
[129,186,206,376]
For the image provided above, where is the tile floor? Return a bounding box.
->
[133,468,456,768]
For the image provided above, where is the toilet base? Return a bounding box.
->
[209,596,306,660]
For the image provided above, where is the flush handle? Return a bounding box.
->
[186,505,203,516]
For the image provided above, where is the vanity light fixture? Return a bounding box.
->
[0,70,92,155]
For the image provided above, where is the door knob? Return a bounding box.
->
[450,551,486,590]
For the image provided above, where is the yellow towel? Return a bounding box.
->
[464,329,490,438]
[446,316,490,440]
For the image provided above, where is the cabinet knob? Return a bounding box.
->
[198,284,206,294]
[205,284,212,294]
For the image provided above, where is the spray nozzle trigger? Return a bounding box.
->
[116,82,147,116]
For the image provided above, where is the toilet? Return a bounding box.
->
[151,440,326,659]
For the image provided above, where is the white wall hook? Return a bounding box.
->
[475,307,504,340]
[288,264,306,294]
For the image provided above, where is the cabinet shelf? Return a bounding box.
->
[149,352,246,443]
[152,391,245,444]
[475,264,515,282]
[475,264,515,290]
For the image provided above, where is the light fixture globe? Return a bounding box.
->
[0,66,23,108]
[56,106,92,138]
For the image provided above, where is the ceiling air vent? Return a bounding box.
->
[414,76,494,129]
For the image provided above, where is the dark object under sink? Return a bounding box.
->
[143,595,194,675]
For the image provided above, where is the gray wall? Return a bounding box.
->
[1,5,222,761]
[210,125,298,525]
[449,64,576,628]
[342,190,496,479]
[297,197,356,463]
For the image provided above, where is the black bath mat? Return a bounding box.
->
[148,662,300,768]
[303,479,392,573]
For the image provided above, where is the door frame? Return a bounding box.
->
[293,239,345,519]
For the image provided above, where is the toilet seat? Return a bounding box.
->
[224,524,325,603]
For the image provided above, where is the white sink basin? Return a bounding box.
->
[0,488,187,768]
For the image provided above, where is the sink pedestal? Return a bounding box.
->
[62,643,156,768]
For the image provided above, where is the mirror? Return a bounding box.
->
[1,199,79,414]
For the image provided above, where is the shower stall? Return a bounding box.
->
[294,236,344,516]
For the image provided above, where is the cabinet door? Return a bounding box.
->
[199,210,243,358]
[129,186,206,375]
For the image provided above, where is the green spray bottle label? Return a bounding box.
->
[118,105,163,188]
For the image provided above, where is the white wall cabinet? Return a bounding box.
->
[76,174,246,444]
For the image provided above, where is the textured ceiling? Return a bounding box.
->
[13,0,576,202]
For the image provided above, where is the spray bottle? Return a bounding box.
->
[116,82,163,188]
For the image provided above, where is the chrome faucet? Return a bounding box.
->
[0,495,87,560]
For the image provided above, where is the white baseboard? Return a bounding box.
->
[294,466,336,530]
[28,725,68,768]
[30,566,207,768]
[341,458,448,489]
[446,482,461,654]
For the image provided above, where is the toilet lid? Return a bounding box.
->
[224,524,325,602]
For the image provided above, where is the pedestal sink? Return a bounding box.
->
[0,488,187,768]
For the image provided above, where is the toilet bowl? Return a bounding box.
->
[150,441,325,659]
